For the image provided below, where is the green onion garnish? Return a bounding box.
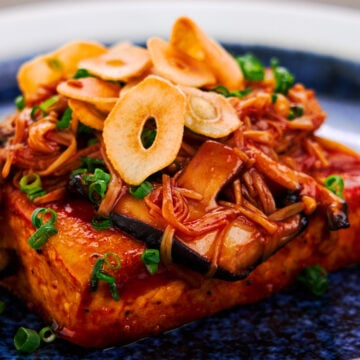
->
[287,105,304,120]
[236,53,265,81]
[90,254,121,301]
[103,252,121,271]
[15,95,25,111]
[141,249,160,275]
[40,95,59,111]
[270,58,295,95]
[129,181,153,199]
[73,68,93,79]
[91,216,112,230]
[14,327,41,353]
[38,326,56,344]
[57,108,72,130]
[297,264,329,296]
[0,300,5,315]
[30,105,46,120]
[19,173,46,201]
[83,168,111,204]
[141,128,157,149]
[28,208,58,250]
[210,85,252,98]
[324,174,344,198]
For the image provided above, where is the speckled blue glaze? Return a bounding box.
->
[1,45,360,360]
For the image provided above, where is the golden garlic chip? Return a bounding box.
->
[147,37,216,88]
[17,41,107,99]
[180,86,241,138]
[103,75,186,185]
[57,77,121,113]
[78,42,151,82]
[170,17,244,90]
[68,99,106,131]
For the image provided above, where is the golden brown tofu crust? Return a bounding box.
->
[1,157,360,347]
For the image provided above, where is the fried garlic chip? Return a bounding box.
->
[68,99,106,131]
[78,42,151,82]
[170,17,244,90]
[17,41,107,99]
[180,86,241,138]
[103,75,186,185]
[57,77,121,113]
[147,37,216,88]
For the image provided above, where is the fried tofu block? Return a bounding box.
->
[1,149,360,348]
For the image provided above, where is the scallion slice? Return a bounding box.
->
[129,181,153,199]
[91,216,112,230]
[28,208,58,250]
[38,326,56,344]
[15,95,25,111]
[141,249,160,275]
[324,174,344,198]
[57,108,72,130]
[236,53,265,81]
[19,173,46,201]
[270,58,295,95]
[14,327,41,353]
[297,264,329,296]
[73,68,93,79]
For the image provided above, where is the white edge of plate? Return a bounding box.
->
[0,0,360,61]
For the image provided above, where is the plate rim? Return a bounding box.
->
[1,0,360,61]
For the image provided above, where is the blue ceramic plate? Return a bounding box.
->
[0,2,360,359]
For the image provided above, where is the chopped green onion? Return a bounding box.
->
[15,95,25,111]
[236,53,265,81]
[90,255,121,301]
[141,128,157,149]
[0,300,5,315]
[297,264,329,296]
[39,95,59,111]
[38,326,56,343]
[129,181,153,199]
[324,174,344,198]
[109,282,120,301]
[103,252,121,271]
[73,68,93,79]
[270,58,295,95]
[30,105,46,120]
[31,207,57,228]
[83,168,111,204]
[91,216,112,230]
[210,85,252,98]
[19,173,46,201]
[90,258,105,291]
[47,58,63,71]
[141,249,160,275]
[28,208,58,250]
[287,105,304,120]
[28,223,58,250]
[14,327,41,353]
[57,108,72,130]
[77,122,94,135]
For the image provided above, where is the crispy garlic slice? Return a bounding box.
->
[78,42,151,82]
[147,37,216,87]
[170,17,244,90]
[17,41,107,99]
[103,75,186,185]
[180,86,241,138]
[57,77,121,113]
[68,99,106,131]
